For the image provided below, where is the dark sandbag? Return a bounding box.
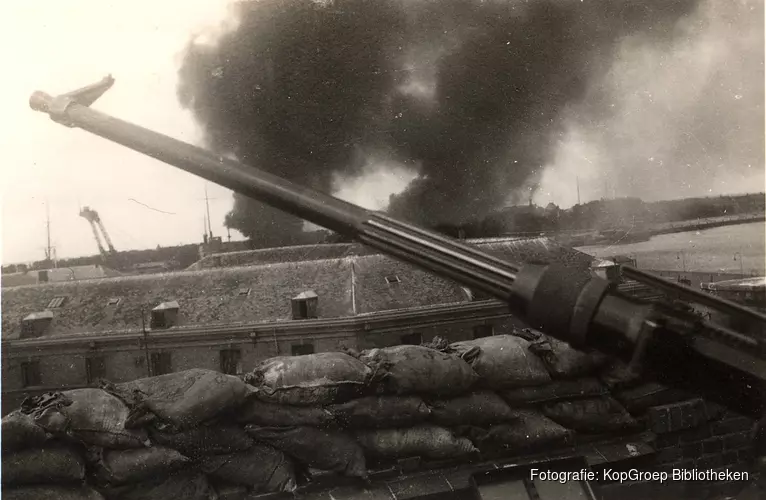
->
[429,391,516,427]
[245,353,371,406]
[236,397,336,427]
[542,397,641,434]
[199,444,297,493]
[329,395,430,429]
[114,369,253,429]
[214,484,249,500]
[529,337,609,379]
[245,425,367,478]
[29,389,149,448]
[614,382,695,414]
[92,446,190,485]
[3,445,85,486]
[3,486,104,500]
[2,410,47,454]
[501,378,608,406]
[360,345,478,397]
[599,360,643,390]
[150,423,253,457]
[450,336,550,389]
[103,471,216,500]
[356,425,478,460]
[456,410,572,452]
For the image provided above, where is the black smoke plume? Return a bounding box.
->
[178,0,701,243]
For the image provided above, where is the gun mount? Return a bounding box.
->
[30,77,766,420]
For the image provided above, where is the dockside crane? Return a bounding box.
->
[79,206,116,258]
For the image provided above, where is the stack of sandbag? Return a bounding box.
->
[1,337,645,498]
[2,401,103,499]
[10,370,297,500]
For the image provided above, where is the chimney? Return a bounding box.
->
[37,270,49,283]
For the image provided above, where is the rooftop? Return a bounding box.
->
[1,237,591,340]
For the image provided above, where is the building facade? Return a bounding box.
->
[1,237,591,412]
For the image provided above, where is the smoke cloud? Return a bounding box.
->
[536,0,764,208]
[178,0,705,241]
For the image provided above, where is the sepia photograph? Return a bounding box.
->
[1,0,764,498]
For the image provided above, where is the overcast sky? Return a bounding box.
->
[1,0,763,265]
[0,1,238,264]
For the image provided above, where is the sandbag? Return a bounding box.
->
[28,389,149,449]
[245,353,371,406]
[360,345,478,397]
[614,382,695,414]
[356,425,478,460]
[598,360,643,390]
[3,486,104,500]
[542,397,641,434]
[501,378,608,406]
[103,472,216,500]
[428,391,516,427]
[449,336,550,389]
[2,410,47,454]
[529,337,609,379]
[3,445,85,486]
[455,410,571,452]
[114,369,253,429]
[199,445,297,493]
[245,425,367,478]
[236,397,336,427]
[150,423,253,456]
[92,446,190,485]
[329,395,431,429]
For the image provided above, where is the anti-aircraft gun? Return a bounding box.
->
[29,77,766,498]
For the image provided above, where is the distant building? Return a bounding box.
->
[1,237,591,410]
[1,264,121,288]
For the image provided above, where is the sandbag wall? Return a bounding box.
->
[3,331,647,499]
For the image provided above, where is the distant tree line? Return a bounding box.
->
[4,193,762,274]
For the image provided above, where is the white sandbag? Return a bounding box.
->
[360,345,478,397]
[450,335,551,389]
[356,425,478,460]
[245,353,371,406]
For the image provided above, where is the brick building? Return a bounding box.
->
[1,237,589,411]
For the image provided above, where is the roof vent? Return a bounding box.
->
[237,287,251,296]
[106,297,121,307]
[151,300,180,329]
[21,310,54,339]
[47,296,67,309]
[385,275,401,285]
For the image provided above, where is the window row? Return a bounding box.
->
[17,343,317,388]
[17,324,496,388]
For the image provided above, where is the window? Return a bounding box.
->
[292,344,315,356]
[47,296,67,309]
[106,297,121,307]
[150,352,172,376]
[401,332,423,345]
[220,349,242,375]
[151,301,179,329]
[86,357,107,384]
[20,319,35,336]
[385,275,401,285]
[473,324,494,339]
[291,291,318,320]
[21,360,41,387]
[237,287,251,297]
